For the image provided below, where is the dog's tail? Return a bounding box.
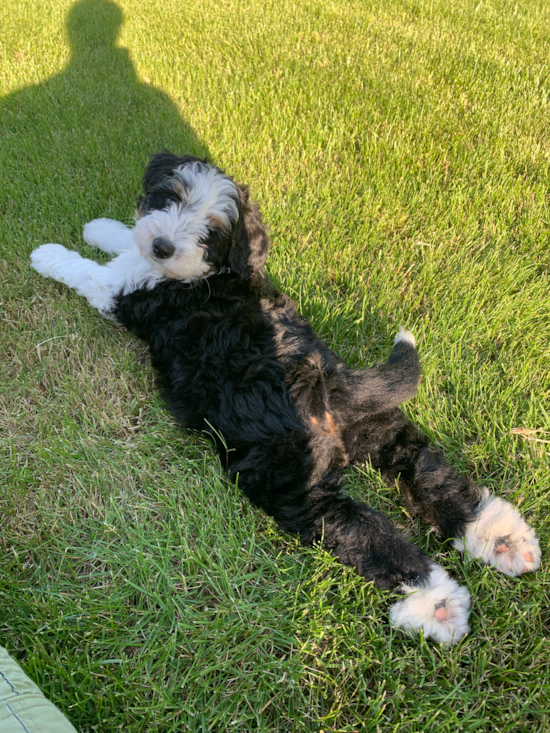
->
[337,327,421,415]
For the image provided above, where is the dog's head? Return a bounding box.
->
[133,152,270,281]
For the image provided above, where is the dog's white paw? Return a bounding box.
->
[454,495,541,577]
[30,243,79,278]
[83,218,134,254]
[389,565,470,644]
[394,326,416,348]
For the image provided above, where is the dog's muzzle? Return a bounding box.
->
[152,237,175,259]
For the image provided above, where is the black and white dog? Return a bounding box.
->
[31,152,541,644]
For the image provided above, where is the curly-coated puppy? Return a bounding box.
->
[31,152,541,643]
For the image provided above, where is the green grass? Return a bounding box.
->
[1,0,549,729]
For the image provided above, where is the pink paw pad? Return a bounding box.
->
[455,497,542,578]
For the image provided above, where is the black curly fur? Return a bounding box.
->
[113,152,485,592]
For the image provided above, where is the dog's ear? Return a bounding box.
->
[143,151,181,192]
[143,151,204,192]
[228,184,271,277]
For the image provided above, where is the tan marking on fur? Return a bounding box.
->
[209,214,228,230]
[166,263,218,280]
[162,246,211,280]
[324,411,339,439]
[309,416,322,434]
[309,412,342,442]
[313,411,348,466]
[165,251,191,278]
[306,412,348,469]
[170,179,188,199]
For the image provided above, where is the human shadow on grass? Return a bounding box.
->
[0,1,211,728]
[0,0,209,256]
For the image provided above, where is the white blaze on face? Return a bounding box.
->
[132,162,240,281]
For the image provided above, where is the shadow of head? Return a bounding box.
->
[67,0,123,51]
[0,0,209,231]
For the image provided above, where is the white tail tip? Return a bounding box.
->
[395,327,416,348]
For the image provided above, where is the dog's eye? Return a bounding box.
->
[164,194,180,208]
[154,186,181,209]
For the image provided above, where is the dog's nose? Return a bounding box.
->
[152,237,175,259]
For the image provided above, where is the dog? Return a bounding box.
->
[31,152,541,644]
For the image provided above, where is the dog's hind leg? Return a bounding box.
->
[83,218,135,254]
[227,432,470,644]
[345,410,541,577]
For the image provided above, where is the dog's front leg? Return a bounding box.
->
[30,244,161,316]
[83,218,135,255]
[31,244,115,313]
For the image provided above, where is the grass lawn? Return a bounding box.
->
[1,0,549,729]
